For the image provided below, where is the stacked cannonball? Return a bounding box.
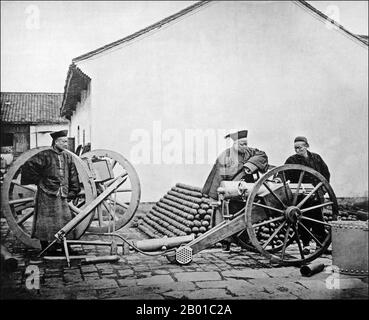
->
[323,209,335,223]
[138,183,213,239]
[324,206,368,222]
[323,209,356,222]
[254,222,286,248]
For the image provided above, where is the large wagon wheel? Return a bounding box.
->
[221,193,294,254]
[80,149,141,233]
[245,164,338,266]
[236,220,296,254]
[1,147,96,249]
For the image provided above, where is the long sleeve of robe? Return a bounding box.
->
[284,151,330,183]
[20,148,80,241]
[202,147,269,199]
[21,148,81,198]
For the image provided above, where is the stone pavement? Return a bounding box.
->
[0,218,368,300]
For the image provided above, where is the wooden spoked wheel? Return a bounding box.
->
[1,147,97,249]
[245,164,338,266]
[80,149,141,233]
[220,198,294,254]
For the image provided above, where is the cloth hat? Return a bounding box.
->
[225,130,248,141]
[294,136,308,144]
[50,130,68,140]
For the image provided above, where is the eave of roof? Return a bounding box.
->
[357,35,368,45]
[1,120,68,125]
[72,0,367,64]
[62,0,367,120]
[297,1,368,47]
[60,64,91,119]
[72,0,212,63]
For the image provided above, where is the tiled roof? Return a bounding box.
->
[1,92,68,124]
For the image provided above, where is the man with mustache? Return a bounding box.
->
[202,130,269,250]
[284,136,330,254]
[21,130,81,255]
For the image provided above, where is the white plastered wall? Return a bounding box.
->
[72,1,368,201]
[30,123,68,148]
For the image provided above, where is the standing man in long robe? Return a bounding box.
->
[284,136,330,254]
[21,130,80,253]
[202,130,269,250]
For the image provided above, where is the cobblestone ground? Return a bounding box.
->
[0,218,367,300]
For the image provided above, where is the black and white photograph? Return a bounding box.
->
[1,0,368,306]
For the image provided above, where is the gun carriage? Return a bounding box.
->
[171,164,338,266]
[2,147,338,267]
[1,147,141,249]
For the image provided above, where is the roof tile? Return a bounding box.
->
[1,92,68,124]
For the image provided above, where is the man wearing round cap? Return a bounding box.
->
[284,136,330,254]
[21,130,81,254]
[285,136,330,181]
[202,130,269,250]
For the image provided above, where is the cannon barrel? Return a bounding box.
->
[217,181,273,199]
[217,180,294,200]
[132,234,194,251]
[1,244,18,272]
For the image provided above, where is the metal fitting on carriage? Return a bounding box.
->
[54,230,66,242]
[238,181,249,197]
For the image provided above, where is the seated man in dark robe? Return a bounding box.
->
[202,130,269,250]
[284,136,330,254]
[21,130,81,254]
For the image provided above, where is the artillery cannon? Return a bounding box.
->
[169,164,339,266]
[2,146,339,268]
[1,147,141,249]
[1,146,194,266]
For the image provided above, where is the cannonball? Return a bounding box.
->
[194,220,202,227]
[185,227,192,233]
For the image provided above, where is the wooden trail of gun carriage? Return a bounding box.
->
[2,146,365,268]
